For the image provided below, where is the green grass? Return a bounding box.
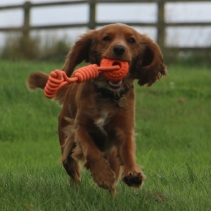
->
[0,61,211,211]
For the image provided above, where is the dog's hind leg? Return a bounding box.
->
[105,149,121,184]
[59,117,81,184]
[62,156,81,184]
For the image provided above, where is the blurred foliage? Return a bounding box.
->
[0,33,211,67]
[0,33,71,62]
[162,49,211,67]
[1,34,40,60]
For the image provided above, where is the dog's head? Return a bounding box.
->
[63,23,167,91]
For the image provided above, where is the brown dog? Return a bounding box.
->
[28,23,167,192]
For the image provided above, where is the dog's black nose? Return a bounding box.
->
[113,45,125,56]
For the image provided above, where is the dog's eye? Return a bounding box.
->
[128,37,135,43]
[103,36,111,41]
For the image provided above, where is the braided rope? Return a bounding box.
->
[44,59,128,98]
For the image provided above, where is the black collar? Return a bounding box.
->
[94,84,130,102]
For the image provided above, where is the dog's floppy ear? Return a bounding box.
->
[62,30,97,76]
[134,34,167,86]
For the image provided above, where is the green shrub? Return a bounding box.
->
[0,33,71,62]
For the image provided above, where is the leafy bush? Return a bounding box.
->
[0,33,71,62]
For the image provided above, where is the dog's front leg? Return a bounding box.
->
[117,131,145,188]
[75,124,116,191]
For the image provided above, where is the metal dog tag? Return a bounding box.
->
[118,96,127,107]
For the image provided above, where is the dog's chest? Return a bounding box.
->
[94,111,109,134]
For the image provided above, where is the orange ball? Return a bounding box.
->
[100,58,129,82]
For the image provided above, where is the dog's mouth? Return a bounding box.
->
[108,80,122,89]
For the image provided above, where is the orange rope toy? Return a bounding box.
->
[44,58,129,98]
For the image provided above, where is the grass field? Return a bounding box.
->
[0,60,211,211]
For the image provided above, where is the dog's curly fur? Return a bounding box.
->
[27,23,167,192]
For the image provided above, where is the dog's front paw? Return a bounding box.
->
[90,159,116,191]
[122,171,145,188]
